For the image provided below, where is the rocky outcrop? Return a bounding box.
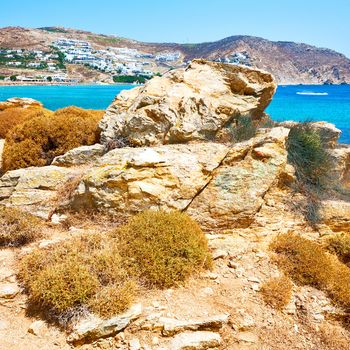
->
[0,139,4,170]
[100,59,276,146]
[0,97,43,110]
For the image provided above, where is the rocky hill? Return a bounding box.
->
[0,26,350,84]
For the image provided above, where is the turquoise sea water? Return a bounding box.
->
[0,84,349,143]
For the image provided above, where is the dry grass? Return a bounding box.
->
[260,276,293,310]
[0,206,44,247]
[18,233,136,321]
[2,106,104,172]
[0,106,51,139]
[115,210,212,288]
[271,232,350,309]
[318,322,350,350]
[326,233,350,265]
[18,210,211,324]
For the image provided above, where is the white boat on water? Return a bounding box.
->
[296,92,329,96]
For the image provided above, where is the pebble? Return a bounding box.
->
[129,338,141,350]
[0,283,20,299]
[236,331,259,344]
[212,249,228,260]
[28,320,46,336]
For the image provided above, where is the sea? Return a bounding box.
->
[0,84,349,144]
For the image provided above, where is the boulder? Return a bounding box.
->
[100,59,276,146]
[52,144,106,167]
[0,97,43,111]
[186,127,290,229]
[0,165,83,218]
[70,143,229,213]
[67,303,142,344]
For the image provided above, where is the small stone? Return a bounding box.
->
[28,320,46,336]
[212,249,228,260]
[227,260,238,269]
[152,336,160,345]
[200,287,214,296]
[50,213,67,225]
[0,283,20,299]
[247,276,260,283]
[251,284,260,291]
[204,272,219,280]
[236,331,259,343]
[0,319,7,330]
[129,338,141,350]
[170,331,221,350]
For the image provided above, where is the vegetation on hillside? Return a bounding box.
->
[113,75,150,84]
[0,207,44,247]
[2,106,103,172]
[18,210,211,324]
[260,276,293,310]
[286,122,333,224]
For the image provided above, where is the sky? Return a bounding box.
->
[1,0,350,57]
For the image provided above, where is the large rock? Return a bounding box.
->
[187,127,290,229]
[0,97,43,111]
[0,165,82,218]
[100,59,276,146]
[67,303,142,344]
[70,143,229,213]
[169,331,221,350]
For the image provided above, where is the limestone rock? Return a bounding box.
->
[0,283,20,299]
[52,144,106,167]
[329,144,350,190]
[321,199,350,233]
[169,331,221,350]
[0,166,82,218]
[28,320,46,336]
[100,59,276,146]
[187,128,289,230]
[0,97,43,111]
[67,303,142,344]
[160,314,229,336]
[70,143,229,213]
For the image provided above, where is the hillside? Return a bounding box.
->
[0,26,350,84]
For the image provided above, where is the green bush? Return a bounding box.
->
[2,106,104,172]
[0,206,44,246]
[231,116,258,142]
[115,210,212,288]
[286,122,333,224]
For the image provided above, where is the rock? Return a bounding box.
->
[169,331,221,350]
[67,303,142,344]
[329,144,350,190]
[100,59,276,146]
[70,143,229,213]
[52,144,106,166]
[212,249,228,260]
[0,139,4,170]
[0,97,43,110]
[236,331,259,343]
[0,166,83,218]
[28,320,46,336]
[129,338,141,350]
[200,287,214,296]
[187,128,289,229]
[0,283,20,299]
[160,314,229,336]
[321,199,350,233]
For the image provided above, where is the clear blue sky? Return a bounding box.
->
[1,0,350,57]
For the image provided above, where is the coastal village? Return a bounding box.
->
[0,37,184,84]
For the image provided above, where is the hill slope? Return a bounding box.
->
[0,26,349,84]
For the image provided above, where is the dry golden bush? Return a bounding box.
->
[115,210,212,288]
[0,206,44,246]
[271,232,350,309]
[326,233,350,265]
[18,210,211,324]
[260,276,293,310]
[18,233,136,319]
[2,106,104,172]
[318,322,350,350]
[0,106,52,139]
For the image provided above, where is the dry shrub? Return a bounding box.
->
[260,276,292,310]
[0,106,52,138]
[18,233,136,321]
[115,210,212,288]
[2,107,104,172]
[319,322,350,350]
[271,232,350,309]
[0,206,44,247]
[326,233,350,265]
